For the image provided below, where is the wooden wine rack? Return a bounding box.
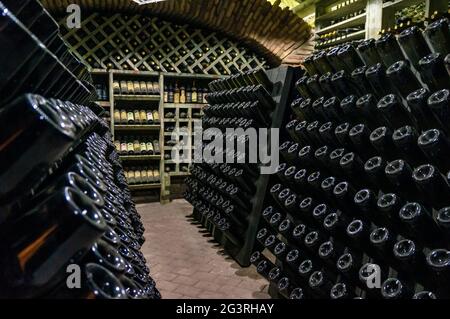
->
[59,13,271,76]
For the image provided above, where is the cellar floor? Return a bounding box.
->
[139,199,270,299]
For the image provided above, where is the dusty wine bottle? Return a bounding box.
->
[418,53,450,91]
[424,18,450,56]
[392,126,427,165]
[357,39,382,66]
[413,164,450,209]
[386,60,423,100]
[375,33,406,68]
[418,129,450,172]
[377,94,413,129]
[406,88,442,131]
[398,26,432,69]
[366,64,395,99]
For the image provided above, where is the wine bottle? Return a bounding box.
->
[381,278,413,299]
[309,270,333,298]
[392,126,427,165]
[375,33,406,68]
[357,39,382,66]
[418,53,450,91]
[428,89,450,134]
[306,74,325,98]
[426,249,450,294]
[331,70,356,99]
[351,67,373,97]
[406,88,443,131]
[413,164,450,209]
[312,50,334,74]
[418,129,450,172]
[386,60,423,100]
[319,72,334,97]
[330,282,353,299]
[0,95,76,203]
[424,18,450,56]
[296,76,313,99]
[370,227,397,263]
[398,26,432,69]
[337,44,364,73]
[0,187,107,296]
[365,63,395,99]
[356,94,384,129]
[377,94,413,129]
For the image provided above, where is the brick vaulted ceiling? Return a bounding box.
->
[41,0,313,65]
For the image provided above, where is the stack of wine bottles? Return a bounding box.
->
[183,68,282,264]
[0,0,95,106]
[0,95,160,299]
[0,1,159,299]
[252,21,450,299]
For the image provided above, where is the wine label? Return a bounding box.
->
[140,142,147,153]
[141,170,148,183]
[192,90,197,103]
[153,82,160,94]
[127,142,134,153]
[146,111,154,123]
[133,82,141,94]
[133,110,141,123]
[154,169,161,181]
[135,170,141,183]
[120,142,127,153]
[180,89,186,104]
[147,142,154,154]
[147,169,154,182]
[114,140,120,150]
[128,170,135,184]
[120,110,128,124]
[152,110,160,122]
[139,110,147,123]
[113,81,121,94]
[134,140,141,153]
[120,81,128,94]
[153,140,160,153]
[140,81,148,95]
[127,111,135,123]
[164,91,169,103]
[114,110,121,123]
[147,82,155,94]
[174,92,180,104]
[127,81,135,94]
[168,91,174,103]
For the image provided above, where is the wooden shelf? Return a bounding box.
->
[96,101,111,107]
[129,183,161,190]
[115,124,161,131]
[169,172,190,176]
[382,0,424,11]
[317,13,366,34]
[316,30,365,48]
[115,94,161,101]
[316,0,367,21]
[120,155,161,161]
[164,103,206,108]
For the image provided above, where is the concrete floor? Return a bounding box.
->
[138,199,270,299]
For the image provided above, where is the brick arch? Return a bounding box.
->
[42,0,313,65]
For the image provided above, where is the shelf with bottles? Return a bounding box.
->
[316,12,367,35]
[315,29,366,48]
[113,108,160,126]
[163,78,209,105]
[114,134,161,157]
[316,0,368,22]
[124,165,161,186]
